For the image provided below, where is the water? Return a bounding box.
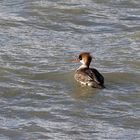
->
[0,0,140,139]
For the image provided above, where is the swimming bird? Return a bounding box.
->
[73,52,105,89]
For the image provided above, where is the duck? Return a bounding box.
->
[72,52,105,89]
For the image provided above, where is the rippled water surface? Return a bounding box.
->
[0,0,140,139]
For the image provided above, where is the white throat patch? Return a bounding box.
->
[78,64,88,70]
[80,59,85,65]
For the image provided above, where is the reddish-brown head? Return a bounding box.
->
[78,52,92,67]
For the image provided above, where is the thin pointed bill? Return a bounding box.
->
[67,58,80,62]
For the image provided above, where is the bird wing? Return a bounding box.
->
[74,70,91,83]
[75,68,104,85]
[89,68,104,85]
[84,69,100,84]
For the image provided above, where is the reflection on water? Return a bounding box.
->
[0,0,140,139]
[72,85,96,99]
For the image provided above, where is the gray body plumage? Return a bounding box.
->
[74,67,105,88]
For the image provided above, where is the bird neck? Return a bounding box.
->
[78,64,89,70]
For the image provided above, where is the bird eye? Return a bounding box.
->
[79,55,82,60]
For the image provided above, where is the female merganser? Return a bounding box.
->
[73,52,105,89]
